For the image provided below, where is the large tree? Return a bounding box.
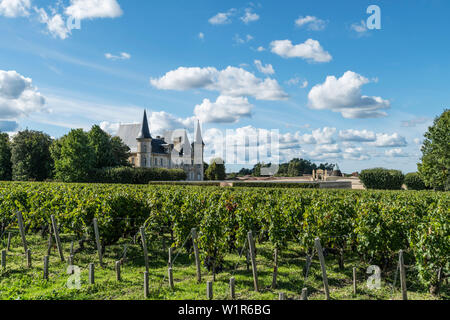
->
[52,129,96,182]
[418,109,450,191]
[110,136,131,167]
[88,125,115,168]
[11,130,53,181]
[0,133,12,181]
[205,158,226,181]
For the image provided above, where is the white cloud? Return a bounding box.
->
[385,148,409,158]
[307,144,342,160]
[194,95,253,123]
[295,15,326,31]
[105,52,131,60]
[65,0,123,20]
[339,129,376,142]
[308,71,390,119]
[0,0,30,17]
[198,32,205,40]
[270,39,332,63]
[150,66,288,101]
[254,60,275,75]
[241,8,259,24]
[299,127,336,145]
[101,111,195,137]
[234,34,253,44]
[351,20,368,34]
[343,147,370,161]
[36,8,71,40]
[369,133,408,148]
[0,70,46,120]
[256,46,265,52]
[208,9,235,25]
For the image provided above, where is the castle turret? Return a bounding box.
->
[192,120,205,181]
[136,110,152,168]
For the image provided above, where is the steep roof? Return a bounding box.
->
[116,123,141,153]
[137,110,152,139]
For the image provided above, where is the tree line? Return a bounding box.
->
[0,126,130,182]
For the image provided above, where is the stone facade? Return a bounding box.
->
[116,111,205,181]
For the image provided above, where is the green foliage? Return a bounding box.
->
[0,133,12,181]
[88,125,130,169]
[231,182,319,188]
[405,172,428,190]
[205,158,226,180]
[11,130,53,181]
[0,182,447,292]
[360,168,405,190]
[52,129,96,182]
[418,109,450,191]
[93,167,187,184]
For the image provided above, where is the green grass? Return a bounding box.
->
[0,234,447,300]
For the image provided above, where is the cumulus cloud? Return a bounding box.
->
[194,95,253,123]
[101,111,195,137]
[0,0,30,17]
[286,77,308,88]
[105,52,131,60]
[208,9,235,25]
[241,8,259,24]
[254,60,275,75]
[198,32,205,40]
[65,0,123,20]
[256,46,265,52]
[299,127,336,145]
[270,39,332,63]
[343,147,370,161]
[339,129,376,142]
[369,133,408,148]
[295,15,326,31]
[0,70,46,121]
[150,66,288,101]
[308,71,390,119]
[233,34,253,44]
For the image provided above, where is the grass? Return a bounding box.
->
[0,233,448,300]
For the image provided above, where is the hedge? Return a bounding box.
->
[405,172,428,190]
[360,168,405,190]
[91,167,186,184]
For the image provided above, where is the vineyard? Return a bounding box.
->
[0,182,448,300]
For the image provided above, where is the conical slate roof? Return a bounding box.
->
[195,120,204,145]
[137,110,152,139]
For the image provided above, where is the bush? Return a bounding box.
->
[360,168,405,190]
[92,167,186,184]
[405,172,428,190]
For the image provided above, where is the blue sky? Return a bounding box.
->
[0,0,449,173]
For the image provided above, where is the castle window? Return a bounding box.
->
[143,145,147,152]
[160,158,163,166]
[143,157,146,167]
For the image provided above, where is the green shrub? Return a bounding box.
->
[92,167,186,184]
[405,172,428,190]
[360,168,405,190]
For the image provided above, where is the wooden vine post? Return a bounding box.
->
[93,218,103,267]
[300,288,308,300]
[51,215,65,262]
[399,250,408,300]
[315,238,330,300]
[191,228,201,283]
[248,231,259,292]
[43,256,49,280]
[353,267,357,295]
[230,277,236,299]
[272,247,278,289]
[16,211,28,253]
[1,250,6,268]
[6,233,11,251]
[206,281,213,300]
[140,227,150,273]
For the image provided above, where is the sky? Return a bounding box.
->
[0,0,449,173]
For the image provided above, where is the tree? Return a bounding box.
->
[11,130,53,181]
[52,129,96,182]
[88,125,115,169]
[418,109,450,191]
[110,136,130,167]
[0,133,12,181]
[205,158,226,180]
